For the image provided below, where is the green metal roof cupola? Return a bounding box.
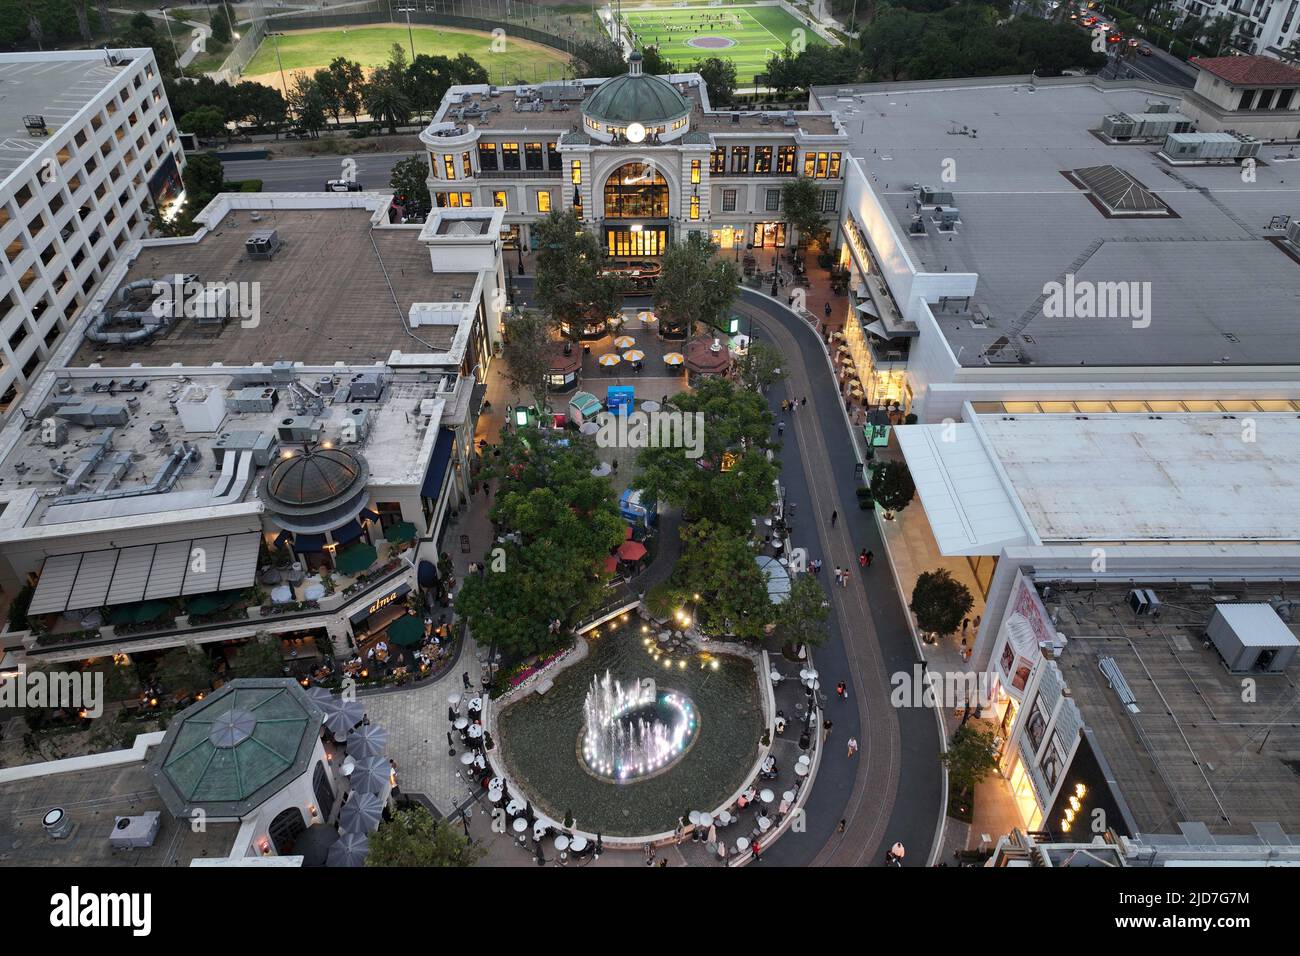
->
[582,52,693,144]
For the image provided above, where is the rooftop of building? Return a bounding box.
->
[896,413,1300,554]
[0,50,146,185]
[0,365,457,537]
[434,74,843,138]
[68,206,478,369]
[0,758,239,866]
[1045,579,1300,837]
[814,78,1300,367]
[1189,54,1300,87]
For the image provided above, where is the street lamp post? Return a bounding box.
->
[159,9,176,53]
[268,32,288,99]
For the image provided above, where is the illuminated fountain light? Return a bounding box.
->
[579,670,698,782]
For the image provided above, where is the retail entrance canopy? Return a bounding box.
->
[893,424,1033,556]
[28,532,262,615]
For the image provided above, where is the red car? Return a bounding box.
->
[1107,32,1125,44]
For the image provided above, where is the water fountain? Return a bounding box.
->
[580,671,698,782]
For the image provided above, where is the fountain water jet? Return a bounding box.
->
[580,670,698,782]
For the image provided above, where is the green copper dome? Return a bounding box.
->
[584,53,691,126]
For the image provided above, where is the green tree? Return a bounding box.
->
[287,70,326,137]
[406,53,456,120]
[693,56,737,106]
[500,308,554,414]
[533,209,621,341]
[230,632,284,679]
[941,724,999,796]
[633,377,777,530]
[671,520,774,640]
[734,340,788,392]
[182,152,224,206]
[180,106,225,141]
[363,64,412,134]
[774,573,831,650]
[231,81,287,133]
[570,38,627,78]
[764,46,802,95]
[209,0,231,44]
[320,57,365,124]
[909,568,974,638]
[782,177,827,248]
[640,45,675,75]
[389,154,431,212]
[154,643,211,696]
[870,459,915,515]
[653,231,739,338]
[366,805,484,866]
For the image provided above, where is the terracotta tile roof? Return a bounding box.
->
[1190,55,1300,86]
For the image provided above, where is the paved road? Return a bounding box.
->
[732,290,942,867]
[220,152,419,191]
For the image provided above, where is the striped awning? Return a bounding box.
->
[27,532,262,615]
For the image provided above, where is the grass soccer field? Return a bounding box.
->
[622,4,827,87]
[241,24,572,91]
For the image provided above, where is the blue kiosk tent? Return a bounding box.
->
[619,488,658,527]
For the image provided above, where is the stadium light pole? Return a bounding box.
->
[267,32,289,98]
[398,5,417,60]
[159,8,176,53]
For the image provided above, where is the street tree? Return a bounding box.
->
[500,308,554,415]
[180,106,225,142]
[671,520,775,640]
[229,632,285,679]
[653,231,740,338]
[692,56,737,105]
[781,177,827,249]
[909,568,974,638]
[154,642,211,696]
[286,70,326,137]
[941,724,1000,798]
[774,573,831,652]
[367,805,484,866]
[870,459,916,516]
[389,154,432,213]
[533,209,621,341]
[734,340,788,392]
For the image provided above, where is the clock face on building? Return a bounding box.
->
[626,122,646,143]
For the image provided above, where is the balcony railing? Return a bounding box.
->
[476,168,563,179]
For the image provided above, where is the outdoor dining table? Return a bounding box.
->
[506,800,524,816]
[488,776,503,791]
[488,788,503,803]
[454,717,469,730]
[760,789,775,804]
[554,835,570,852]
[459,752,475,765]
[783,790,796,804]
[512,818,528,834]
[468,697,483,712]
[757,816,772,832]
[473,754,486,770]
[795,763,810,777]
[570,836,588,853]
[736,837,750,853]
[468,724,483,739]
[797,754,811,766]
[717,810,732,826]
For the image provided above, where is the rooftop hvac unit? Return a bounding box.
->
[109,812,161,849]
[1145,100,1172,113]
[43,808,74,839]
[908,216,926,235]
[348,372,385,401]
[1127,588,1160,616]
[1206,603,1299,674]
[228,386,278,413]
[934,206,960,230]
[341,407,370,442]
[1286,219,1300,246]
[1102,114,1136,140]
[213,430,277,467]
[177,384,226,434]
[245,229,280,260]
[917,186,954,207]
[277,416,321,444]
[54,401,129,427]
[272,361,297,383]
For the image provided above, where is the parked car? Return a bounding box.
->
[325,179,363,192]
[1139,43,1153,55]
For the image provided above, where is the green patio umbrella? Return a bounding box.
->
[384,521,417,544]
[110,600,171,624]
[186,590,242,615]
[387,614,425,647]
[336,542,378,576]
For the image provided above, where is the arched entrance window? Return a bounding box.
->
[603,163,669,219]
[268,806,308,855]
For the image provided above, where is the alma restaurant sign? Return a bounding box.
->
[844,215,871,271]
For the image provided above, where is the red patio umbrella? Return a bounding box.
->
[602,555,619,574]
[618,540,647,561]
[625,526,634,540]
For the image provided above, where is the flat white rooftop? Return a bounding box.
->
[897,413,1300,552]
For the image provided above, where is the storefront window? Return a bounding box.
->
[606,226,666,257]
[754,221,786,248]
[603,162,669,219]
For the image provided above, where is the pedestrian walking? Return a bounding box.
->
[822,719,833,741]
[961,617,969,634]
[973,614,981,629]
[824,301,832,318]
[858,548,868,568]
[801,396,807,406]
[461,671,471,690]
[865,550,874,567]
[847,738,858,758]
[840,568,848,588]
[830,509,838,527]
[834,566,843,585]
[836,681,846,699]
[777,421,785,436]
[837,819,847,834]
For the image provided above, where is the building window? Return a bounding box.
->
[606,226,666,257]
[493,190,508,210]
[722,189,737,212]
[690,194,700,220]
[820,190,838,212]
[462,151,472,177]
[777,145,796,175]
[691,159,701,185]
[502,142,520,170]
[755,145,773,174]
[547,141,562,171]
[1279,89,1295,110]
[828,152,842,178]
[536,191,551,212]
[710,148,726,174]
[443,154,456,180]
[803,152,816,177]
[571,159,582,184]
[525,142,543,171]
[478,143,498,171]
[766,189,781,211]
[731,146,750,174]
[603,162,669,219]
[313,762,335,821]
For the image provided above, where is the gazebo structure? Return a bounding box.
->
[149,678,343,858]
[685,336,733,385]
[548,342,583,392]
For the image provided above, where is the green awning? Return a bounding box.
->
[384,521,417,544]
[336,542,378,576]
[186,590,243,615]
[109,599,171,624]
[387,614,425,647]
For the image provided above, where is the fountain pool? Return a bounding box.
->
[496,619,763,836]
